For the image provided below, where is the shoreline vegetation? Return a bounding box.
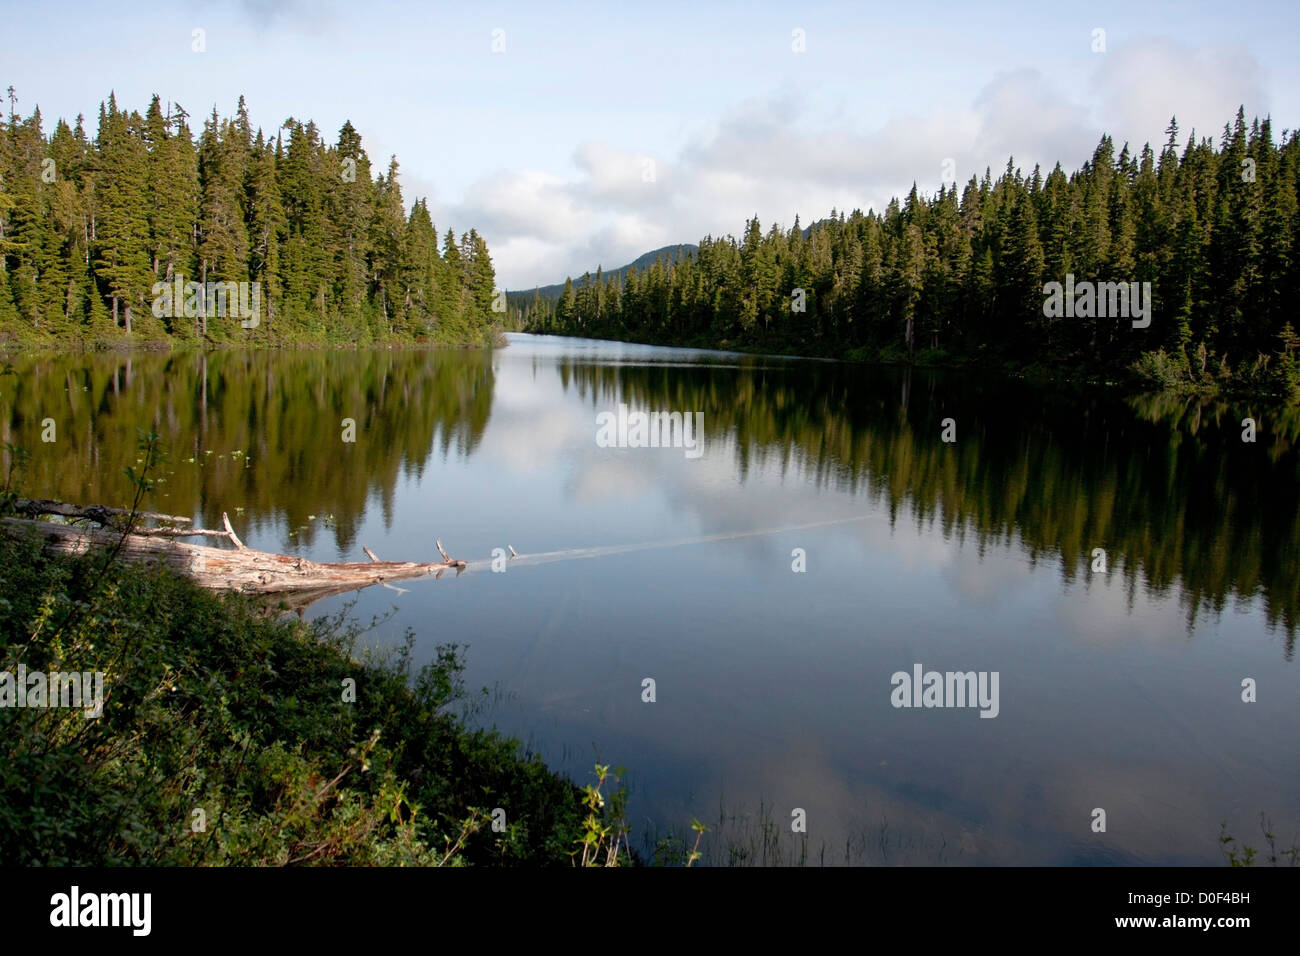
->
[0,437,626,865]
[0,327,511,354]
[519,108,1300,402]
[0,89,504,350]
[0,524,598,865]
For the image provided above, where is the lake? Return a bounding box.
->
[4,332,1298,865]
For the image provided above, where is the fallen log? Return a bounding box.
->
[10,497,192,525]
[0,503,467,598]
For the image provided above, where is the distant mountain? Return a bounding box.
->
[508,243,698,303]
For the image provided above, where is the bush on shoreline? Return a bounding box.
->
[0,528,588,866]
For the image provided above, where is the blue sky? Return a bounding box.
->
[4,0,1298,288]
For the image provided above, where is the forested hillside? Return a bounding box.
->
[0,89,500,347]
[506,243,697,309]
[526,109,1300,397]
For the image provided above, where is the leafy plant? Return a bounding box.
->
[573,763,632,867]
[1220,814,1300,867]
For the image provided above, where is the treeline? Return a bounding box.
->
[526,109,1300,397]
[0,89,500,346]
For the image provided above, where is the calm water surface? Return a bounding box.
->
[6,333,1298,864]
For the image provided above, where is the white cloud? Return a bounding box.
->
[1089,37,1267,149]
[971,69,1093,174]
[434,37,1270,290]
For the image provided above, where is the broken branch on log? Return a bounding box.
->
[435,539,467,569]
[221,512,247,550]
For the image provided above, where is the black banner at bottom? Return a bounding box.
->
[6,865,1276,942]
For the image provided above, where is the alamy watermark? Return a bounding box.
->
[1042,274,1151,328]
[595,403,704,459]
[50,886,150,935]
[151,276,261,328]
[0,665,104,718]
[890,663,999,718]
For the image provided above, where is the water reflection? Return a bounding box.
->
[4,338,1296,642]
[556,349,1300,648]
[2,348,494,552]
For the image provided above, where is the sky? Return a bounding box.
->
[3,0,1298,289]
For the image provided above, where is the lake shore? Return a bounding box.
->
[0,526,599,866]
[519,327,1300,401]
[0,327,511,355]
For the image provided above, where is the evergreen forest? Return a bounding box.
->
[0,89,501,347]
[524,109,1300,397]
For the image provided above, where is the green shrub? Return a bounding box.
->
[0,529,588,865]
[1131,348,1193,390]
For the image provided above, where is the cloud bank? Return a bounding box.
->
[428,37,1271,290]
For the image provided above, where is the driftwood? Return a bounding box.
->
[1,499,468,603]
[9,497,193,525]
